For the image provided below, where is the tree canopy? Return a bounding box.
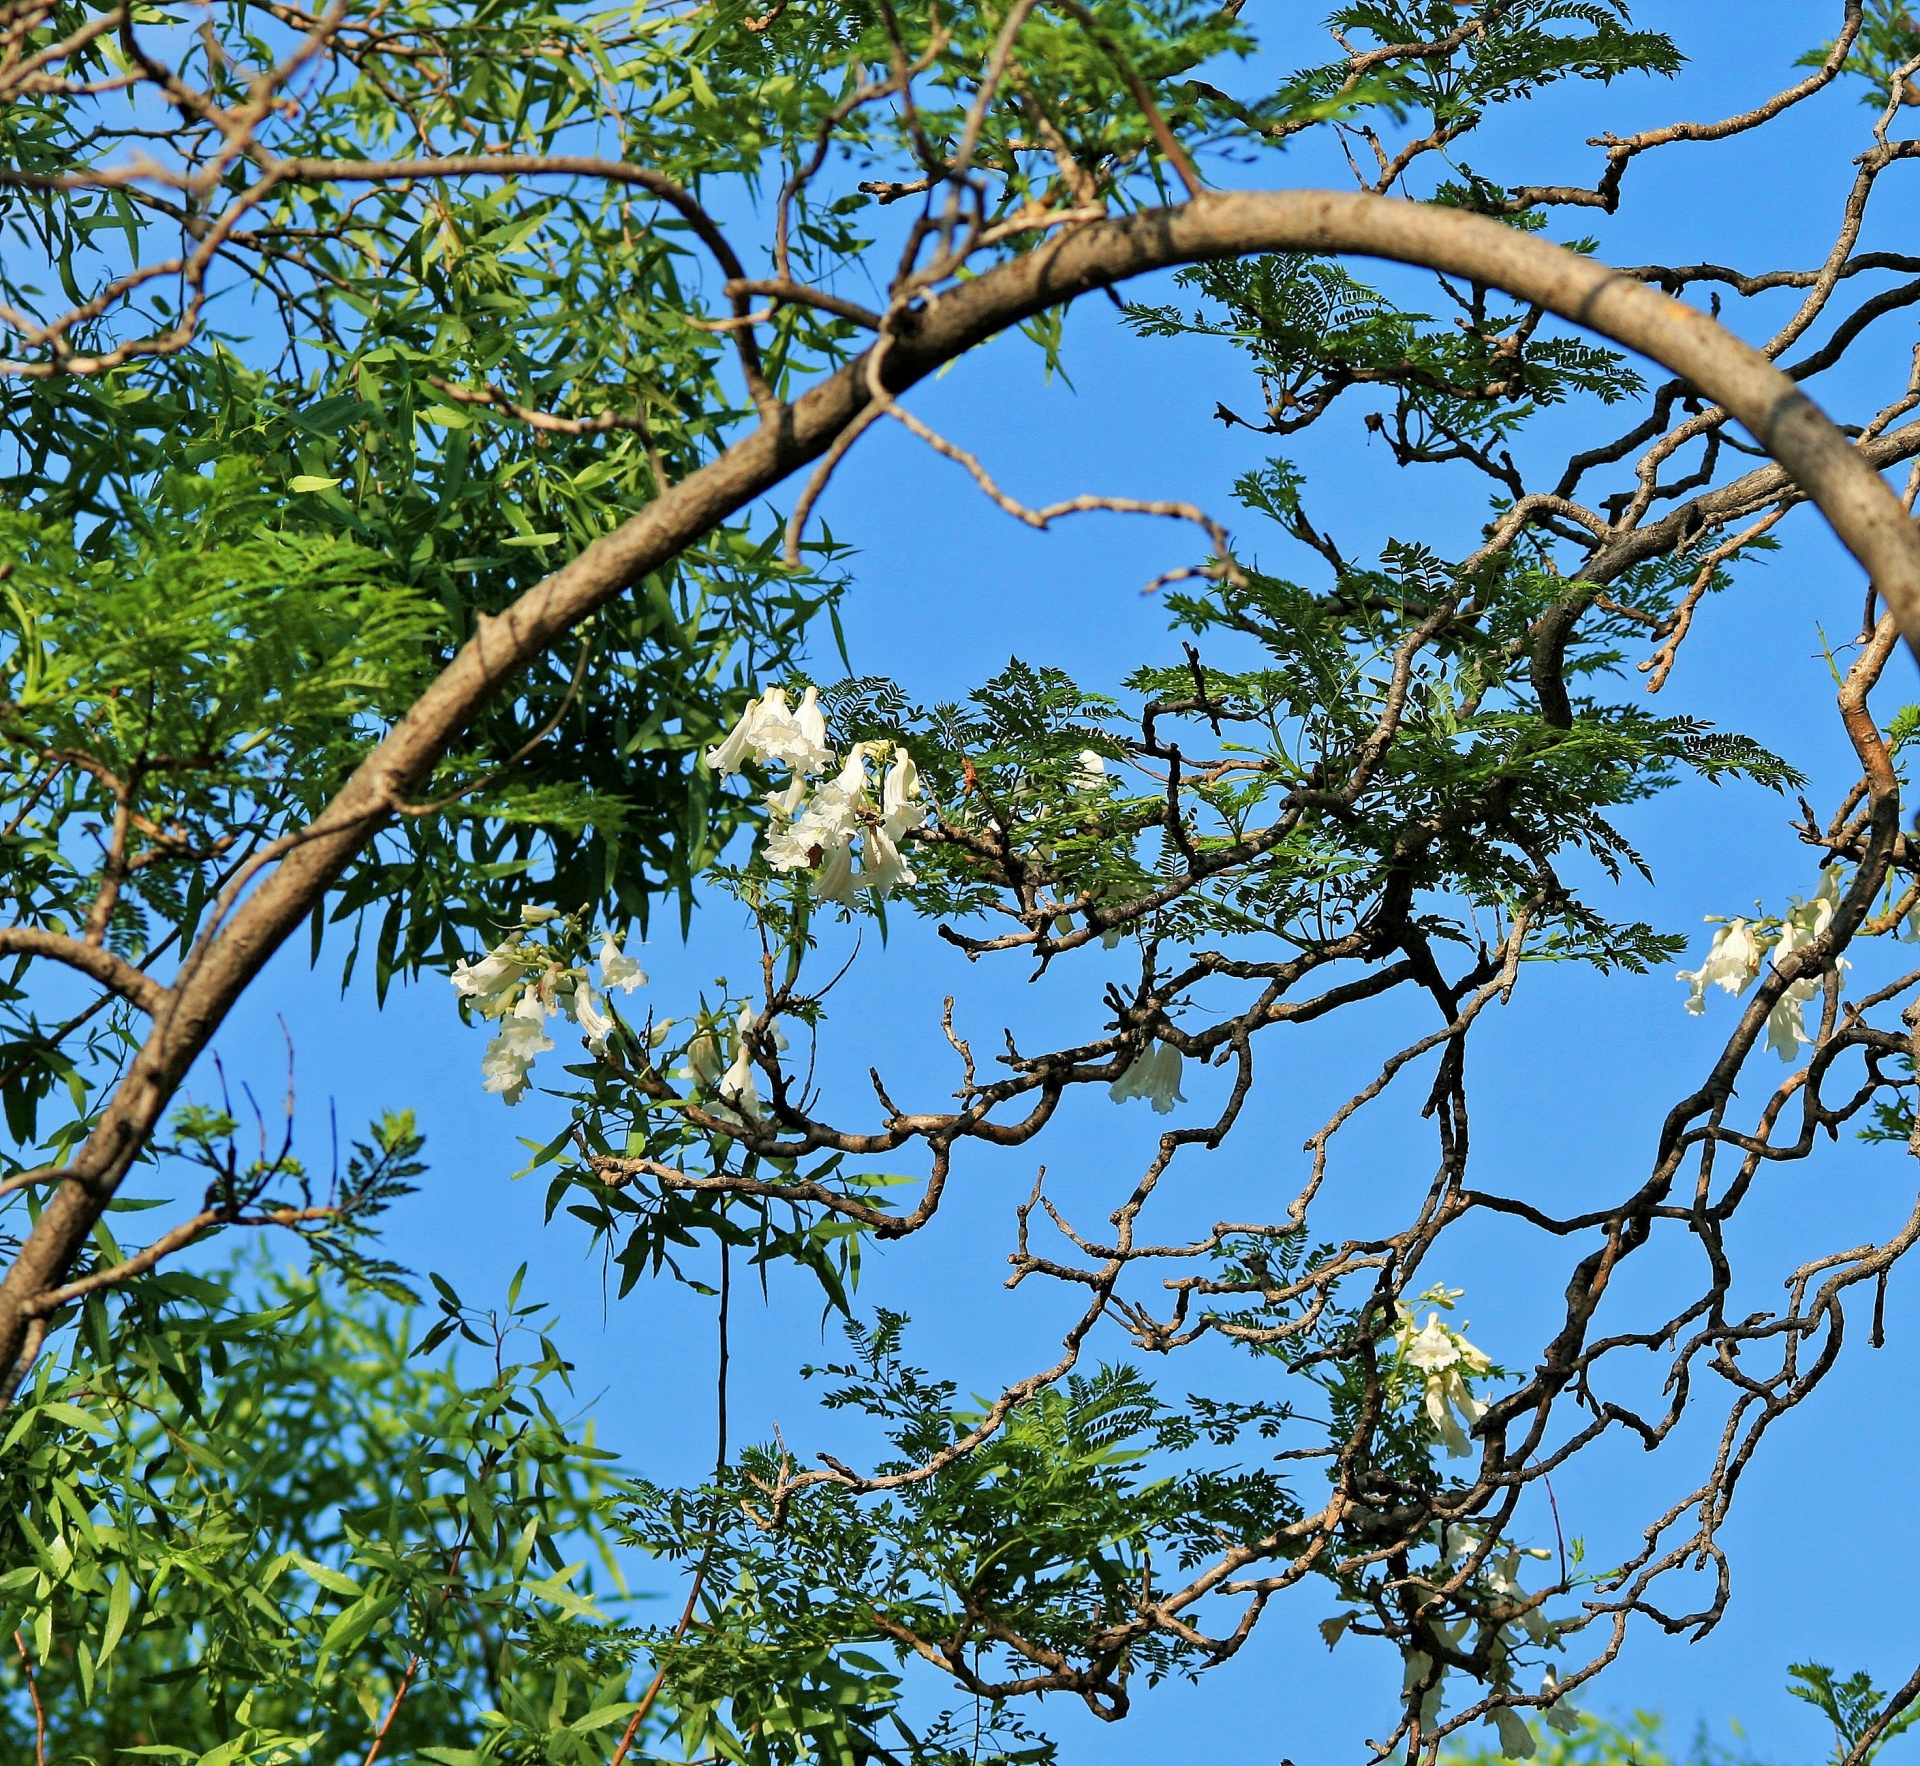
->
[6,1,1920,1762]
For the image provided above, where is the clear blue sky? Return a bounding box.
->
[198,6,1920,1760]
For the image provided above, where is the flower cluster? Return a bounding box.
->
[705,684,835,778]
[1323,1512,1577,1758]
[1411,1525,1573,1758]
[450,907,647,1105]
[1109,1040,1186,1114]
[705,686,927,906]
[1393,1288,1493,1458]
[1676,869,1847,1060]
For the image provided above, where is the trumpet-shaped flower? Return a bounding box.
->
[451,937,527,1016]
[1397,1307,1492,1458]
[568,981,615,1053]
[1766,869,1850,1060]
[598,935,647,995]
[715,1005,784,1121]
[717,1043,762,1119]
[881,748,925,841]
[757,684,834,775]
[1493,1707,1537,1760]
[813,836,859,906]
[757,738,930,907]
[481,992,554,1105]
[678,1028,726,1089]
[1109,1041,1186,1113]
[765,775,808,823]
[1540,1670,1580,1735]
[705,696,763,775]
[1677,917,1762,1015]
[1074,748,1108,791]
[860,822,915,897]
[764,745,868,874]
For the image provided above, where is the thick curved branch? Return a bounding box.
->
[6,187,1919,1399]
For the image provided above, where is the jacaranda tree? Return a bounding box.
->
[6,2,1920,1761]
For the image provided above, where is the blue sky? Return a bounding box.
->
[188,5,1920,1761]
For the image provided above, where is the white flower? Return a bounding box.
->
[569,981,615,1053]
[1395,1306,1491,1458]
[765,775,809,823]
[1766,989,1813,1060]
[1766,870,1850,1061]
[1541,1669,1580,1735]
[1677,917,1762,1015]
[765,745,868,874]
[792,685,832,772]
[1493,1707,1537,1760]
[1109,1040,1186,1114]
[715,1006,776,1120]
[813,836,859,906]
[678,1028,726,1088]
[519,904,560,924]
[598,935,647,995]
[451,937,526,1016]
[860,822,915,897]
[1074,748,1108,790]
[756,685,835,775]
[717,1043,762,1118]
[705,695,761,775]
[1403,1313,1460,1372]
[881,747,925,842]
[481,991,554,1105]
[1424,1369,1487,1457]
[704,685,836,778]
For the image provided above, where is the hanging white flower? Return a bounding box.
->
[598,934,647,995]
[753,737,929,907]
[717,1043,762,1118]
[1487,1548,1554,1643]
[567,980,615,1053]
[859,821,914,897]
[678,1027,726,1088]
[1073,748,1108,790]
[450,936,527,1017]
[480,991,554,1105]
[706,695,761,774]
[1676,917,1762,1015]
[1109,1040,1186,1113]
[716,1005,783,1120]
[1766,869,1849,1060]
[1396,1306,1492,1458]
[1540,1669,1580,1735]
[881,747,925,837]
[812,836,859,907]
[756,684,835,775]
[765,775,809,823]
[1493,1706,1537,1760]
